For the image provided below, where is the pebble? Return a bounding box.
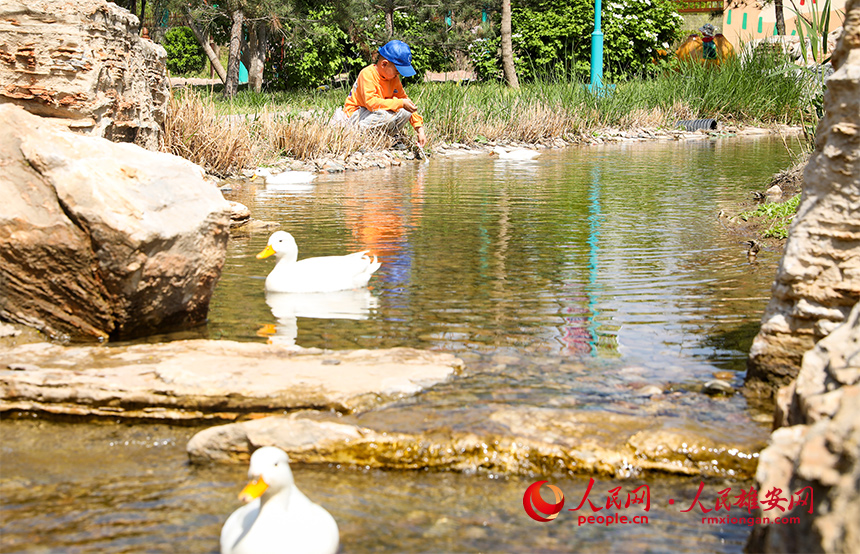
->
[713,371,735,381]
[702,379,735,396]
[0,323,22,338]
[633,385,664,397]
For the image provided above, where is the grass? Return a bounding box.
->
[163,47,816,175]
[739,194,802,239]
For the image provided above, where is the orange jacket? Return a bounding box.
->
[344,64,424,130]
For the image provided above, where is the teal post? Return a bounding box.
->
[590,0,604,89]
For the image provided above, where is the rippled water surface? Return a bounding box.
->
[2,137,798,552]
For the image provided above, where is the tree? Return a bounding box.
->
[775,0,786,35]
[500,0,518,88]
[225,8,244,97]
[177,0,289,96]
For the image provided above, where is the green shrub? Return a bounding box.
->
[470,0,683,82]
[266,7,363,90]
[163,26,205,76]
[739,195,801,239]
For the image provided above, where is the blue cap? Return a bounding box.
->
[378,40,416,77]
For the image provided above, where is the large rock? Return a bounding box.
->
[745,302,860,553]
[0,105,230,341]
[747,0,860,395]
[0,341,463,419]
[0,0,168,150]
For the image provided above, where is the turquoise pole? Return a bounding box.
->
[590,0,604,89]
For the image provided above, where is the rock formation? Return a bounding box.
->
[747,0,860,395]
[0,0,169,150]
[745,302,860,553]
[0,105,230,341]
[0,341,462,419]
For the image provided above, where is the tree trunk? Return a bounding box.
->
[501,0,518,88]
[384,4,394,40]
[225,9,244,98]
[184,12,227,83]
[775,0,786,35]
[243,20,267,93]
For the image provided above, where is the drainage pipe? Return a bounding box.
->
[677,118,717,131]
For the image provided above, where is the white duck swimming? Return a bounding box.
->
[492,146,540,160]
[256,231,381,293]
[253,168,316,195]
[221,446,339,554]
[254,167,316,185]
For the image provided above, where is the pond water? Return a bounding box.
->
[1,137,797,552]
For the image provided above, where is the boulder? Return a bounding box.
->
[747,0,860,395]
[0,104,230,341]
[0,341,463,419]
[745,302,860,553]
[0,0,168,150]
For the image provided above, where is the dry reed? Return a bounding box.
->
[254,115,391,160]
[163,89,255,176]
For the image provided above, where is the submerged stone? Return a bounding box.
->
[187,405,764,478]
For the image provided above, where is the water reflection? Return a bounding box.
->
[213,138,796,378]
[261,289,379,346]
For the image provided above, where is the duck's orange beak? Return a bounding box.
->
[256,245,275,259]
[239,477,269,503]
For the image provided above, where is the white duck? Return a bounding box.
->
[256,231,381,293]
[221,446,339,554]
[254,167,317,185]
[492,146,540,160]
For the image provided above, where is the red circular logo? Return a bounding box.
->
[523,480,565,522]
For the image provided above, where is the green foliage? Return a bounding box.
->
[477,0,683,82]
[467,32,501,81]
[387,10,453,75]
[509,0,592,80]
[266,6,362,90]
[739,194,801,239]
[163,26,206,76]
[600,0,683,77]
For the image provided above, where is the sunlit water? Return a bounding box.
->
[1,137,798,552]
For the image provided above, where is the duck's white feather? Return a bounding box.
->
[257,231,381,293]
[254,167,317,185]
[221,447,339,554]
[492,146,540,160]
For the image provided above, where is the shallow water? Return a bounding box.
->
[1,137,797,552]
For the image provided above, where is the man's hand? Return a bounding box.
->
[416,126,427,147]
[402,98,418,113]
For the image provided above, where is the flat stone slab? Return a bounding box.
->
[187,406,764,478]
[0,340,462,420]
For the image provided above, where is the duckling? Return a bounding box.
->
[741,239,761,261]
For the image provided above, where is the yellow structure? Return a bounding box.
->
[721,0,846,49]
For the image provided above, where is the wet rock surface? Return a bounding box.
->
[0,105,231,341]
[747,0,860,395]
[0,0,169,150]
[187,404,763,478]
[746,302,860,553]
[0,340,462,419]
